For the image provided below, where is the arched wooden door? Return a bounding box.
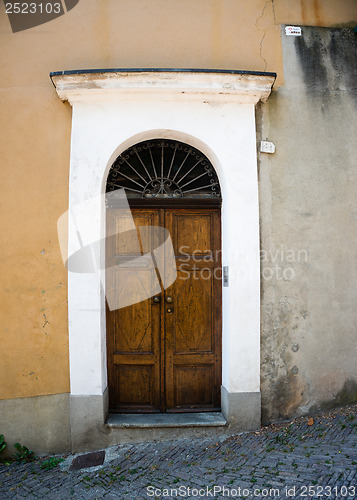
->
[106,140,222,413]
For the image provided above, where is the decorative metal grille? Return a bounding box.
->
[106,139,221,199]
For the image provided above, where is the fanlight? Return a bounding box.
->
[106,139,221,199]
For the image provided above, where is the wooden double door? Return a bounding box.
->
[106,206,222,413]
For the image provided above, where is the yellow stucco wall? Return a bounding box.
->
[0,0,356,400]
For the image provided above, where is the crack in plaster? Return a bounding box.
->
[255,0,272,72]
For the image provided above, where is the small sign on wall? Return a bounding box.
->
[260,141,276,154]
[285,26,302,36]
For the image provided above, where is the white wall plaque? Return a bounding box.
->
[285,26,302,36]
[260,141,276,154]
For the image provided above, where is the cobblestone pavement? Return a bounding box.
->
[1,405,356,499]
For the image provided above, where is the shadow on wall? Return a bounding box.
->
[294,26,357,98]
[262,378,357,425]
[309,379,357,413]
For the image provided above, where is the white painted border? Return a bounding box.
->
[56,71,273,413]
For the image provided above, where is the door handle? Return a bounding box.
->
[153,296,161,304]
[166,296,173,303]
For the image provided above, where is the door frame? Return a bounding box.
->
[52,69,275,447]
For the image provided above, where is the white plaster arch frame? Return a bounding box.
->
[52,69,276,436]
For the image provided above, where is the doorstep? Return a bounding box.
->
[107,412,227,428]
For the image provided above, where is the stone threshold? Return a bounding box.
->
[107,412,227,428]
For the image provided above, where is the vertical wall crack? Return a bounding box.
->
[255,0,272,71]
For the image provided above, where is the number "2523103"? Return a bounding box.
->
[5,2,62,14]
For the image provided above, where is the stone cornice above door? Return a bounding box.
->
[50,68,276,105]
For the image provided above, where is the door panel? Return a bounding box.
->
[164,209,222,411]
[174,365,213,406]
[107,207,222,413]
[114,364,156,406]
[106,209,161,412]
[173,268,213,353]
[174,214,212,256]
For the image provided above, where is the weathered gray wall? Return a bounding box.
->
[0,394,71,456]
[258,26,357,423]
